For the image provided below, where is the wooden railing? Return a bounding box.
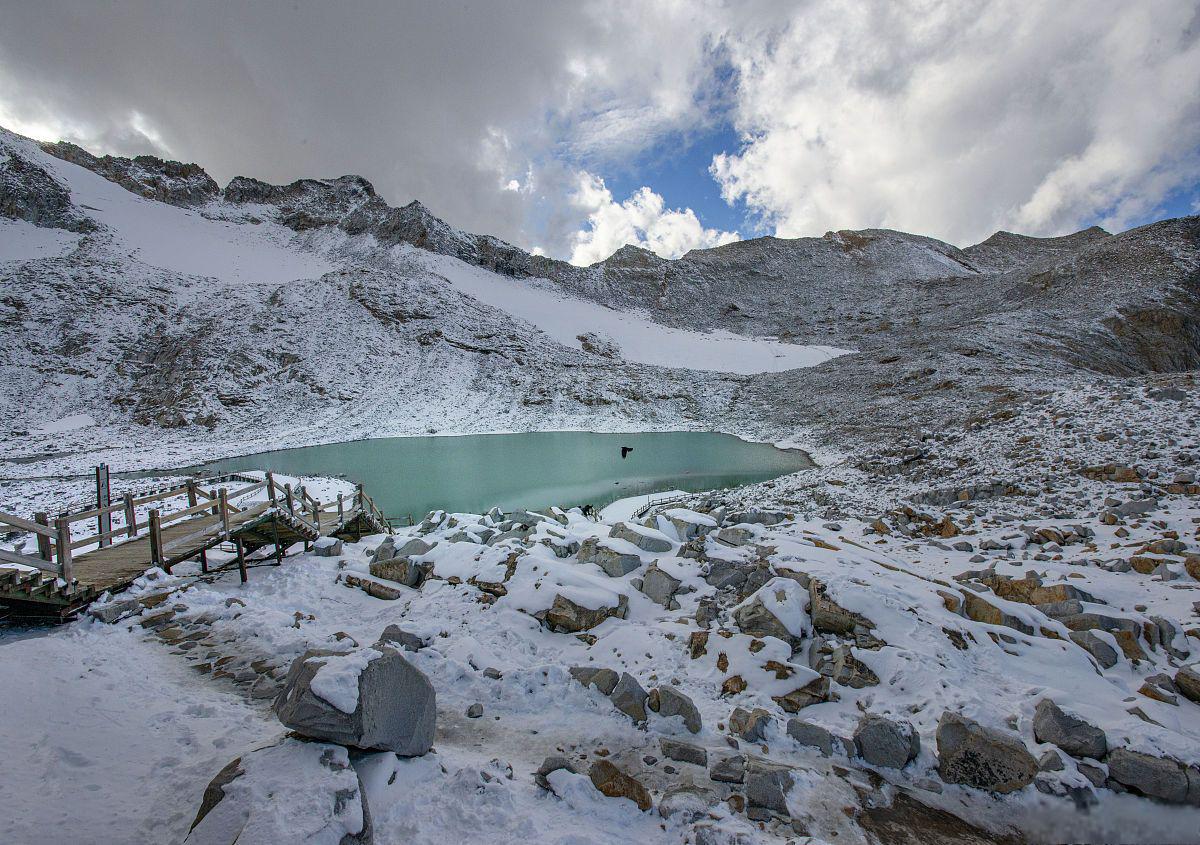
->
[0,468,391,585]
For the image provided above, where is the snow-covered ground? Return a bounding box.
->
[421,250,851,374]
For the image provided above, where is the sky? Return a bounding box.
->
[1,0,1197,266]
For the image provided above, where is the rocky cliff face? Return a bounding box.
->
[40,141,220,206]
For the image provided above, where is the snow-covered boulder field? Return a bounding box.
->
[6,485,1199,844]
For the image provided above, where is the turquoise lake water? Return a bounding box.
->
[185,431,812,522]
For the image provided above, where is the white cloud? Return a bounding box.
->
[568,172,738,266]
[711,0,1200,245]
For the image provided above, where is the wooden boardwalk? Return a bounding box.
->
[0,472,390,620]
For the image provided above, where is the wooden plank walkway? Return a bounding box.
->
[0,472,391,620]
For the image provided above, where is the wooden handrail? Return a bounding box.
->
[0,510,57,539]
[227,480,267,500]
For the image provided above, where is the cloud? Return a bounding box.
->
[1,0,1197,260]
[711,0,1200,245]
[569,172,738,265]
[0,0,726,259]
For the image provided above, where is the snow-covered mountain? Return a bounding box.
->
[1,125,1197,478]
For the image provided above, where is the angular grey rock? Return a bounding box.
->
[369,536,396,563]
[396,537,434,557]
[786,719,835,756]
[655,685,702,733]
[577,537,642,577]
[569,666,620,696]
[377,624,424,652]
[639,563,682,607]
[542,593,628,632]
[87,597,141,624]
[657,785,716,822]
[610,521,673,553]
[745,760,794,815]
[853,714,920,769]
[729,707,772,743]
[709,754,745,784]
[1033,699,1107,760]
[1106,749,1196,804]
[661,738,708,767]
[714,526,755,547]
[535,755,578,791]
[466,703,483,718]
[610,672,649,723]
[936,711,1037,793]
[273,645,436,755]
[184,739,371,845]
[313,536,343,557]
[732,596,793,643]
[1069,630,1119,669]
[726,510,787,527]
[1038,749,1065,772]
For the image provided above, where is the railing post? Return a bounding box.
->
[218,488,230,540]
[149,508,165,572]
[34,512,52,561]
[337,493,344,525]
[284,483,295,515]
[186,479,198,508]
[54,517,73,583]
[95,464,112,548]
[265,472,277,506]
[123,493,137,538]
[313,500,321,535]
[236,537,247,584]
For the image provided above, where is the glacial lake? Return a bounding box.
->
[184,431,812,523]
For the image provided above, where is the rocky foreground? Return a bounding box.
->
[75,381,1200,844]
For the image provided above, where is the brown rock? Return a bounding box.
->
[722,675,747,696]
[1185,556,1200,580]
[588,760,651,811]
[773,675,831,713]
[688,631,709,659]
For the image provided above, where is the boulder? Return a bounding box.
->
[87,597,141,624]
[657,786,716,823]
[1106,749,1198,805]
[1185,555,1200,581]
[184,739,370,845]
[653,685,702,733]
[535,755,578,791]
[729,707,771,742]
[732,597,793,643]
[639,563,682,608]
[569,666,620,696]
[809,580,874,636]
[853,715,920,769]
[815,643,879,688]
[714,526,755,547]
[542,593,628,632]
[313,536,343,557]
[786,719,835,756]
[936,712,1036,793]
[273,645,435,755]
[745,760,794,816]
[661,738,707,767]
[610,672,649,722]
[377,625,424,652]
[369,536,395,563]
[588,760,651,811]
[709,754,745,784]
[1032,699,1107,760]
[369,557,430,588]
[610,522,673,553]
[577,537,642,577]
[772,675,831,713]
[1175,666,1200,704]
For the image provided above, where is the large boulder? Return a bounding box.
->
[786,719,835,756]
[733,597,793,643]
[610,522,673,553]
[577,537,642,577]
[1106,749,1200,805]
[652,685,702,733]
[853,715,920,769]
[184,739,371,844]
[1069,630,1119,669]
[369,557,430,588]
[610,672,649,723]
[639,563,682,608]
[1032,699,1107,760]
[936,712,1037,793]
[588,760,651,811]
[569,666,620,695]
[1175,666,1200,704]
[809,579,874,636]
[745,760,794,816]
[273,646,435,755]
[772,674,831,713]
[729,707,772,742]
[542,593,628,632]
